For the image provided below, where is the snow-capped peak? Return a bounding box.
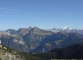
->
[77,28,83,30]
[63,26,68,30]
[61,26,68,30]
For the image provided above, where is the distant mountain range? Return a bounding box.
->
[0,26,83,53]
[47,26,83,35]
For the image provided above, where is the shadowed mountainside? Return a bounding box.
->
[34,43,83,60]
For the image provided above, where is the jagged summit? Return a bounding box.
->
[28,26,32,29]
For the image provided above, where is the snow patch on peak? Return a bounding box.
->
[63,26,68,30]
[61,26,68,30]
[77,28,83,30]
[69,28,72,30]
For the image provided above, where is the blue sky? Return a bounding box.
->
[0,0,83,30]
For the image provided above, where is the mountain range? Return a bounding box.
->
[48,26,83,35]
[0,26,83,53]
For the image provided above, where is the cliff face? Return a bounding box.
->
[0,45,24,60]
[0,45,42,60]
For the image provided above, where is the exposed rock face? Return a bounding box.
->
[0,45,42,60]
[0,45,24,60]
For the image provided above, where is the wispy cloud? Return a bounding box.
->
[0,14,34,19]
[0,8,18,11]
